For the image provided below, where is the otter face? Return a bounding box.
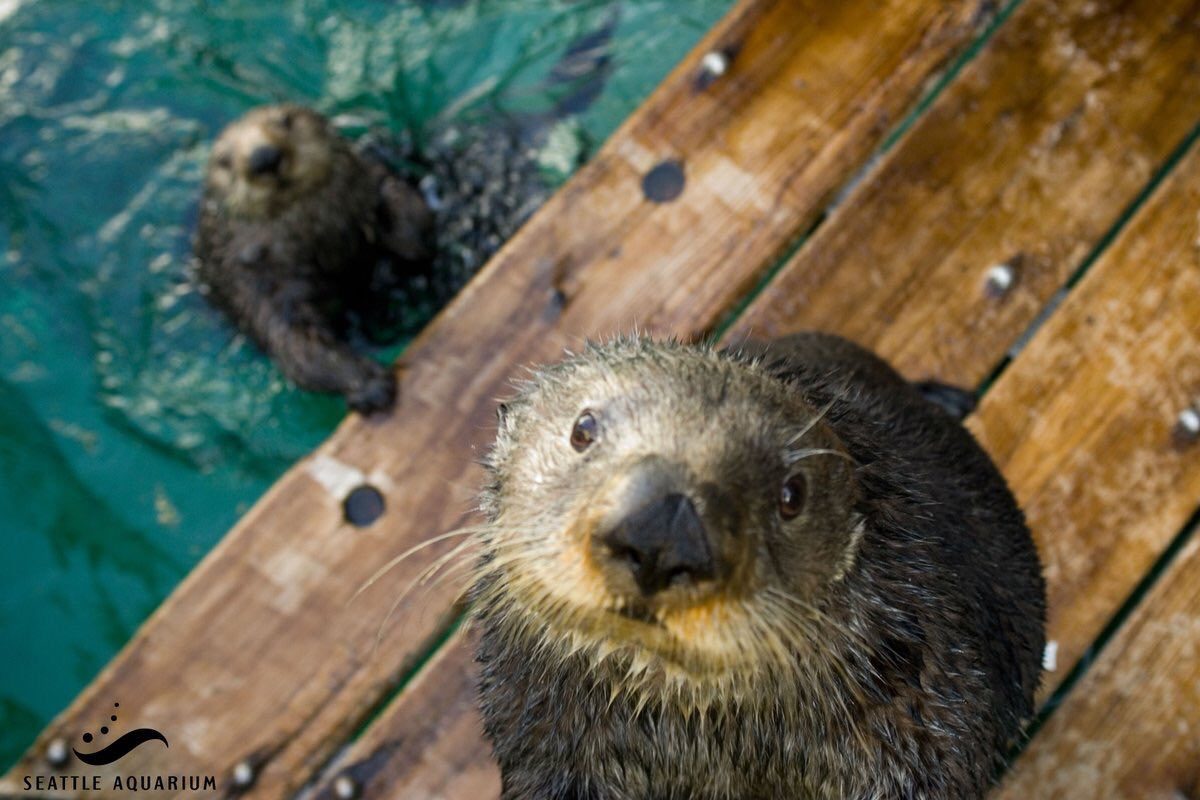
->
[204,105,337,219]
[479,339,862,687]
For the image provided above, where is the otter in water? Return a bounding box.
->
[471,333,1045,799]
[195,104,431,413]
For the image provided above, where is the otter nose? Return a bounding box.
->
[247,144,283,176]
[601,492,716,595]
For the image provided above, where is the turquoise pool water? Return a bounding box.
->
[0,0,730,769]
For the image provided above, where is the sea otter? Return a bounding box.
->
[471,333,1045,799]
[195,104,431,413]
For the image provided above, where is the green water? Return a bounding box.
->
[0,0,730,769]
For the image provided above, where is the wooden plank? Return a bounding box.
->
[308,631,500,800]
[305,631,498,800]
[729,0,1200,389]
[968,137,1200,707]
[994,537,1200,799]
[305,1,1200,794]
[1,1,993,796]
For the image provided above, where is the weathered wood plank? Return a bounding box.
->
[729,0,1200,390]
[968,136,1200,708]
[304,1,1200,794]
[306,631,499,800]
[1,1,992,796]
[309,630,499,800]
[994,533,1200,799]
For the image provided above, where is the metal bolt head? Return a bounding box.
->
[700,50,729,78]
[984,263,1016,298]
[333,774,359,800]
[45,738,69,767]
[232,760,255,789]
[1174,407,1200,446]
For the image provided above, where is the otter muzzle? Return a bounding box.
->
[599,488,717,596]
[247,144,284,176]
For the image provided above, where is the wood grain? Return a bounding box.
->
[307,629,489,798]
[302,2,1200,795]
[968,137,1200,708]
[995,535,1200,799]
[308,630,500,800]
[730,0,1200,390]
[0,1,992,796]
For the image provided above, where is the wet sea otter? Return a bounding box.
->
[195,104,431,413]
[471,333,1045,799]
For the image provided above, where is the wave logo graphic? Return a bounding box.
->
[71,702,169,766]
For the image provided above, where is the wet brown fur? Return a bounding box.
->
[472,333,1045,799]
[195,104,431,413]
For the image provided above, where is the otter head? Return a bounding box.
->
[478,338,862,700]
[204,104,338,219]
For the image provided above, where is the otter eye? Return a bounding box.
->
[279,111,294,130]
[779,474,807,520]
[570,411,598,452]
[216,154,232,170]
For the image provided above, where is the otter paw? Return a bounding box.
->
[914,380,977,421]
[347,367,397,415]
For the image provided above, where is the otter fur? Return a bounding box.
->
[195,104,431,413]
[471,333,1045,799]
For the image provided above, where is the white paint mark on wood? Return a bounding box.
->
[366,469,396,495]
[262,548,331,615]
[308,454,366,501]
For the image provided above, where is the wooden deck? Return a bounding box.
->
[5,0,1200,796]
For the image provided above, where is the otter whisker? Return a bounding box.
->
[784,447,857,466]
[420,536,485,581]
[371,551,482,656]
[369,532,539,652]
[361,518,543,608]
[753,595,870,730]
[787,397,839,445]
[421,558,477,598]
[762,589,877,661]
[352,524,489,602]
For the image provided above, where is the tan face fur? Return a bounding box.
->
[479,339,864,698]
[204,104,337,219]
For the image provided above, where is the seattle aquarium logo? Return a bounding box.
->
[71,701,169,766]
[21,700,217,794]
